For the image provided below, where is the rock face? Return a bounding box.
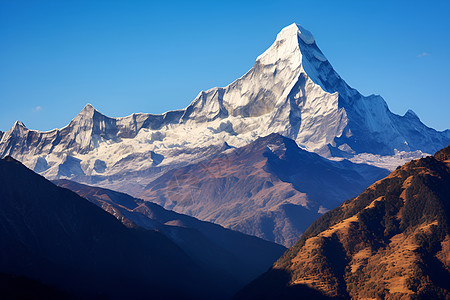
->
[0,156,242,300]
[236,144,450,300]
[140,134,389,247]
[0,23,448,196]
[54,179,286,292]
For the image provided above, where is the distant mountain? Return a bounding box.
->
[54,179,286,291]
[1,24,448,196]
[139,133,389,247]
[236,145,450,299]
[0,156,235,300]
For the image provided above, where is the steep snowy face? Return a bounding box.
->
[0,23,449,194]
[0,103,186,181]
[178,23,450,157]
[181,23,348,153]
[277,25,450,156]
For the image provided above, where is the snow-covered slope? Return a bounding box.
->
[1,23,448,194]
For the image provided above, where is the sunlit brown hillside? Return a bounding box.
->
[237,145,450,299]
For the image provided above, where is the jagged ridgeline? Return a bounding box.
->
[1,22,450,300]
[236,144,450,299]
[1,23,448,247]
[0,24,449,195]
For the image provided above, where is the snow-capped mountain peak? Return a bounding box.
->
[256,23,314,66]
[255,23,328,86]
[78,103,97,115]
[1,23,449,194]
[13,120,26,128]
[69,103,108,126]
[2,120,28,140]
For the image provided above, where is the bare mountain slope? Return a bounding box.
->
[236,144,450,299]
[140,133,389,246]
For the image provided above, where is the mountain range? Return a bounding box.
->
[54,178,285,288]
[1,23,448,196]
[1,22,450,299]
[1,23,447,246]
[0,156,284,299]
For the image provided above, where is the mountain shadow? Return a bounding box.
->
[53,178,286,295]
[0,156,234,300]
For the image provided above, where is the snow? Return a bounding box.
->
[1,23,449,195]
[348,150,429,171]
[296,25,315,44]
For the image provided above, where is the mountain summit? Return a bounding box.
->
[0,23,448,195]
[178,22,450,156]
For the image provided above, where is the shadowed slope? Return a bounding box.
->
[0,156,227,300]
[0,273,71,300]
[54,179,286,294]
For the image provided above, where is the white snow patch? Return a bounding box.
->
[349,150,429,171]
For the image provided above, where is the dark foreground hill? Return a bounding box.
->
[236,145,450,299]
[0,156,230,300]
[54,179,286,293]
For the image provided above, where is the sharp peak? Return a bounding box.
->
[14,120,26,127]
[69,103,108,125]
[281,23,309,32]
[12,120,27,130]
[277,23,315,44]
[256,22,317,65]
[81,103,97,112]
[76,103,104,117]
[405,109,419,119]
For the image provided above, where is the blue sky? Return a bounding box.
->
[1,0,449,132]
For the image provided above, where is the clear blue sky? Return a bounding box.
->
[1,0,449,132]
